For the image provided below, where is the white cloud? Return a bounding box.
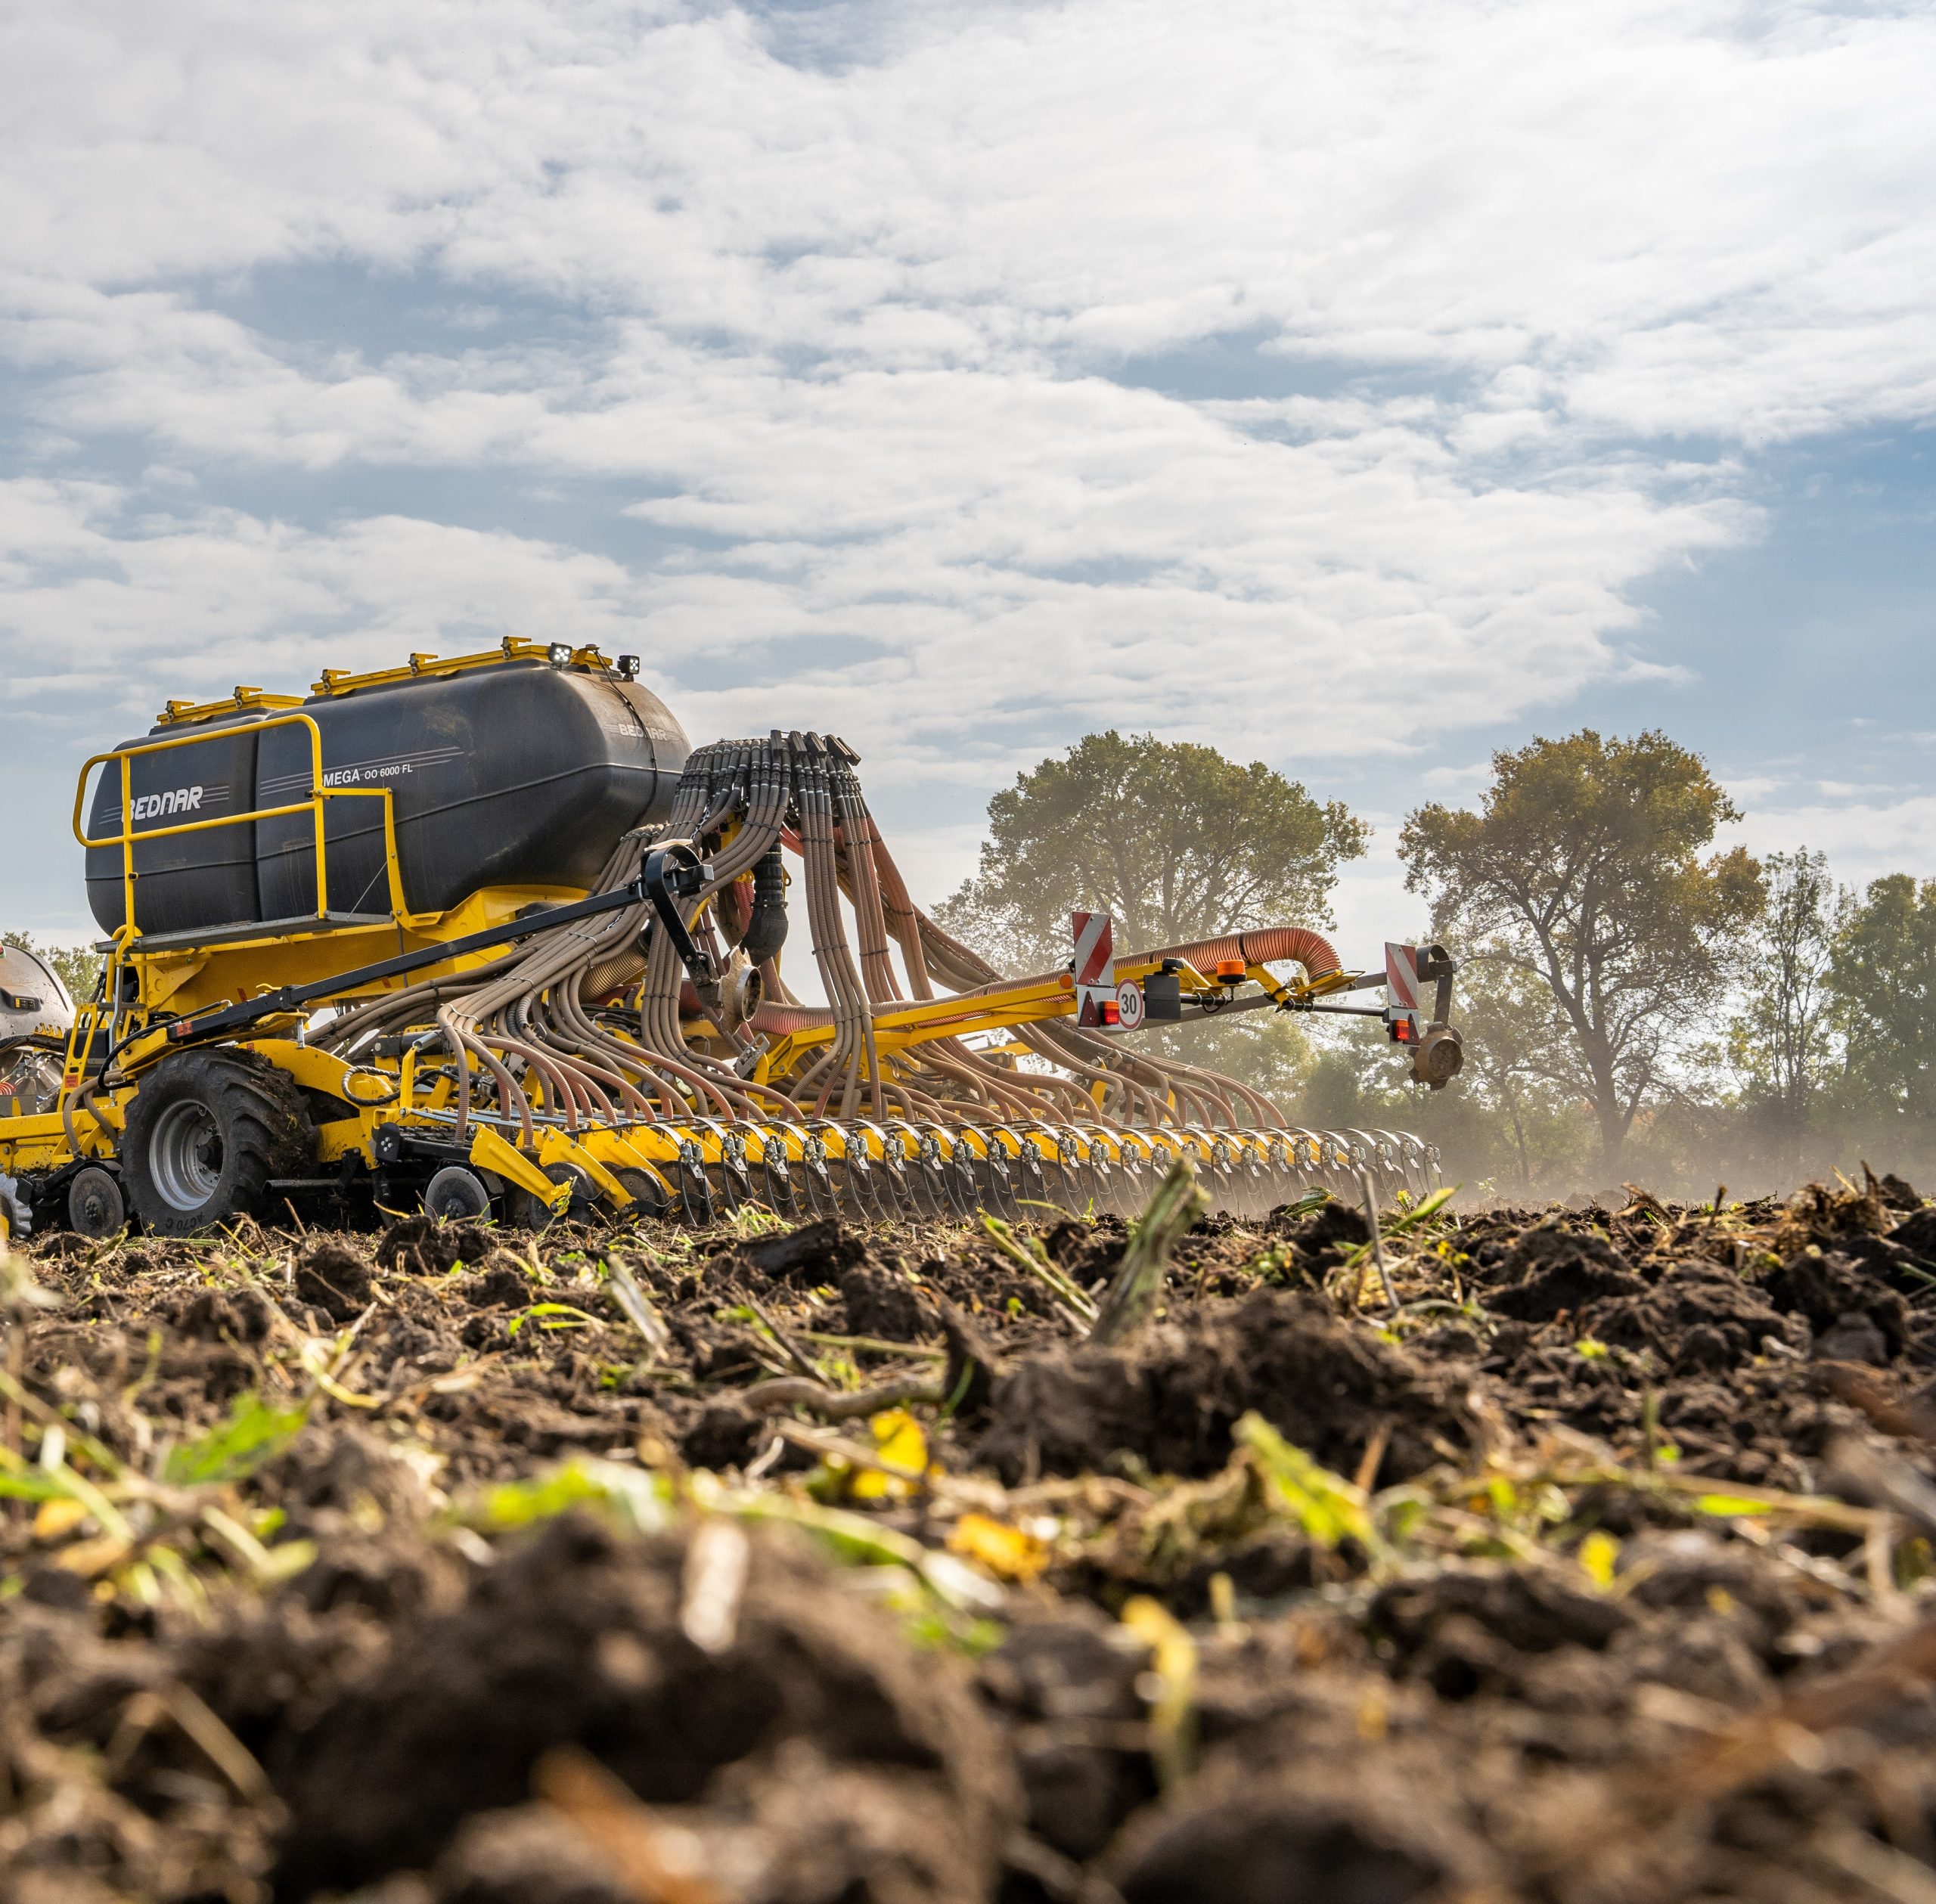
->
[9,2,1933,412]
[0,480,670,719]
[3,0,1935,929]
[1731,794,1936,895]
[0,446,1741,792]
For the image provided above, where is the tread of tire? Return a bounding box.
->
[123,1050,315,1234]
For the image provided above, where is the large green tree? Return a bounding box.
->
[935,730,1367,972]
[1826,874,1936,1121]
[1399,730,1763,1173]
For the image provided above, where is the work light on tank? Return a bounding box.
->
[548,643,572,667]
[617,654,641,680]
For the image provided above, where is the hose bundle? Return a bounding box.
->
[316,731,1432,1214]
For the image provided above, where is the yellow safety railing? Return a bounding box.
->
[73,713,408,945]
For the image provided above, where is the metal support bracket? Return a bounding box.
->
[641,843,718,994]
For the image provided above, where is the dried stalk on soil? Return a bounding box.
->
[738,1372,946,1420]
[1090,1160,1207,1347]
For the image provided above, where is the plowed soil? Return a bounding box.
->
[8,1173,1936,1904]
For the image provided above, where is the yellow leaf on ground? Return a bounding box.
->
[55,1533,131,1577]
[852,1409,928,1502]
[1696,1493,1776,1518]
[948,1512,1050,1583]
[1120,1595,1198,1787]
[1578,1529,1620,1589]
[33,1497,88,1541]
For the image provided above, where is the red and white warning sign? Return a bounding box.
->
[1072,910,1117,1027]
[1384,941,1423,1042]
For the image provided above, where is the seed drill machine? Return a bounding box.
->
[0,641,1462,1238]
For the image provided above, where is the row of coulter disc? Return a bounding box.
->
[565,1119,1441,1227]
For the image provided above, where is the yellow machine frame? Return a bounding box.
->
[2,648,1405,1230]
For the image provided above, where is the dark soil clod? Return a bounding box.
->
[293,1239,377,1319]
[269,1514,1017,1902]
[977,1288,1472,1484]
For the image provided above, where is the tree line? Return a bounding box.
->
[936,728,1936,1200]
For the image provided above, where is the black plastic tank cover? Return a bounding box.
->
[85,658,690,938]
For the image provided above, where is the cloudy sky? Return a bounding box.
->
[5,0,1933,951]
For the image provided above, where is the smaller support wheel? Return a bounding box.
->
[68,1166,127,1239]
[613,1166,672,1222]
[507,1162,597,1229]
[424,1165,492,1222]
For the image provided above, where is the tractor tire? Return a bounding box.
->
[67,1166,126,1239]
[122,1050,315,1237]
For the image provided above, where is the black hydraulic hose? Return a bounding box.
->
[740,842,788,966]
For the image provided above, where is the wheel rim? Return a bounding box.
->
[71,1169,123,1236]
[150,1100,222,1212]
[426,1168,490,1220]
